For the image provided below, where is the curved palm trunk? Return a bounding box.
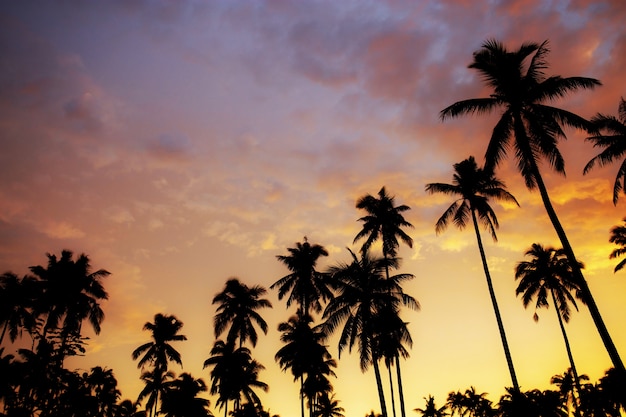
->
[528,148,626,377]
[550,289,583,417]
[373,357,388,417]
[300,375,305,417]
[471,209,520,392]
[395,356,407,417]
[387,362,397,417]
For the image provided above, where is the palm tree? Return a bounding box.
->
[0,272,38,345]
[354,186,414,417]
[272,238,332,316]
[515,243,585,406]
[551,369,590,415]
[440,38,624,376]
[275,314,334,417]
[584,97,626,204]
[137,368,175,417]
[608,218,626,273]
[323,249,417,417]
[316,393,345,417]
[426,156,520,391]
[212,278,272,348]
[160,373,213,417]
[132,313,187,374]
[29,250,109,348]
[446,387,493,417]
[415,396,448,417]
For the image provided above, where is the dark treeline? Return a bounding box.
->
[2,39,626,417]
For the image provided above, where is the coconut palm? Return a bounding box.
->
[515,243,585,406]
[584,97,626,204]
[426,156,520,391]
[441,38,624,375]
[446,387,493,417]
[551,369,590,415]
[137,369,175,417]
[132,313,187,373]
[272,238,332,315]
[160,373,213,417]
[29,250,109,346]
[316,393,345,417]
[415,396,448,417]
[275,314,335,417]
[608,218,626,273]
[212,278,272,348]
[323,249,417,417]
[354,186,414,417]
[0,272,38,345]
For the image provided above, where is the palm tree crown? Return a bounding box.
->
[212,278,272,348]
[132,313,187,372]
[272,238,331,315]
[354,186,413,258]
[584,97,626,204]
[609,217,626,273]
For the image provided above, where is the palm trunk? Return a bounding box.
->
[373,357,388,417]
[550,289,583,417]
[300,375,305,417]
[387,362,397,417]
[517,119,625,377]
[0,321,8,345]
[471,209,520,392]
[224,401,228,417]
[395,355,407,417]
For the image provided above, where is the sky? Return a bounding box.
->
[1,0,625,416]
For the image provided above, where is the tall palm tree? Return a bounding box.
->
[440,38,624,376]
[584,97,626,204]
[137,369,175,417]
[323,249,417,417]
[272,238,332,316]
[608,217,626,273]
[212,278,272,348]
[515,243,585,405]
[426,156,520,391]
[415,396,448,417]
[275,314,334,417]
[204,340,268,416]
[354,186,414,417]
[132,313,187,374]
[29,250,109,344]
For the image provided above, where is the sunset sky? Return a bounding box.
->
[1,1,625,416]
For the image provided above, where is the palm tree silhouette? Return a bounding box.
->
[137,368,175,417]
[275,314,335,417]
[160,373,212,417]
[353,186,414,417]
[608,218,626,273]
[323,249,417,417]
[315,393,345,417]
[272,238,331,316]
[29,250,109,350]
[212,278,272,348]
[584,97,626,204]
[515,243,585,407]
[426,156,520,391]
[415,396,448,417]
[0,272,38,345]
[440,38,624,376]
[446,387,493,417]
[132,313,187,373]
[550,369,589,416]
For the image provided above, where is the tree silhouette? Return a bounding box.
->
[440,38,624,376]
[354,186,414,417]
[212,278,272,348]
[132,313,187,373]
[584,97,626,204]
[323,249,417,417]
[426,156,520,391]
[272,238,331,316]
[608,217,626,273]
[160,373,213,417]
[414,396,448,417]
[515,243,585,408]
[0,272,38,345]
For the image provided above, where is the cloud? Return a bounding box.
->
[41,221,86,239]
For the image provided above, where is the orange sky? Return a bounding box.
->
[1,1,625,416]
